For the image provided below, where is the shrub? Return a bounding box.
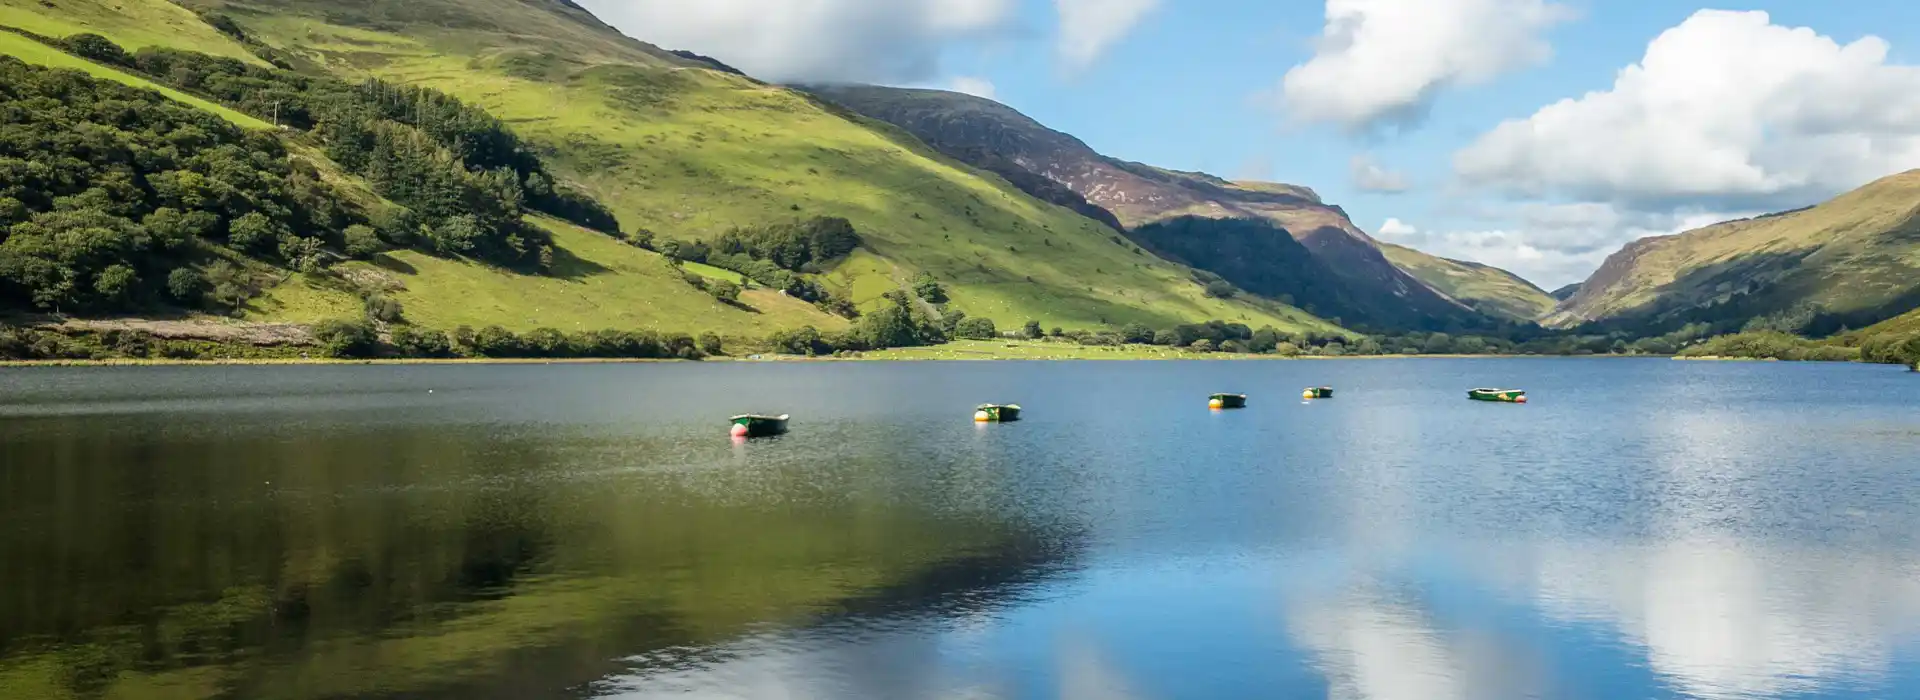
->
[698,332,724,356]
[391,327,452,357]
[1189,339,1214,352]
[955,316,998,340]
[312,318,377,358]
[343,224,383,258]
[165,268,204,302]
[707,279,742,303]
[769,325,826,356]
[1022,320,1044,339]
[912,273,948,304]
[472,325,522,356]
[1203,280,1235,299]
[363,294,404,323]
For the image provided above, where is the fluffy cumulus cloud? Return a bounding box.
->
[1281,0,1572,131]
[579,0,1016,83]
[1055,0,1162,74]
[1374,205,1750,289]
[1350,154,1409,193]
[1455,9,1920,213]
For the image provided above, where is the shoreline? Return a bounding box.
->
[1,352,1681,368]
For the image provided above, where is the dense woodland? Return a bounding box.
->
[0,56,354,313]
[94,40,620,266]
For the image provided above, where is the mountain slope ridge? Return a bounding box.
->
[1553,169,1920,335]
[797,84,1506,331]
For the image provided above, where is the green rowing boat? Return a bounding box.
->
[1209,393,1248,409]
[1302,387,1334,399]
[1468,388,1527,403]
[729,414,790,437]
[974,404,1021,422]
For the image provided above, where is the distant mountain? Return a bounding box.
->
[1549,284,1582,302]
[798,84,1493,331]
[1379,244,1557,322]
[1551,170,1920,335]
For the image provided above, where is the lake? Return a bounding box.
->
[3,358,1919,699]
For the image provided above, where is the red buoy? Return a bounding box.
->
[730,423,750,437]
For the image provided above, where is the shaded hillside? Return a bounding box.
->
[1552,170,1920,336]
[1550,284,1581,302]
[801,84,1487,330]
[1380,243,1557,322]
[1129,217,1372,325]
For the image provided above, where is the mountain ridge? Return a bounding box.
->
[798,84,1510,331]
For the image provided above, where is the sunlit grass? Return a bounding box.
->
[0,32,273,129]
[0,0,263,64]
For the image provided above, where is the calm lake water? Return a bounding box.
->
[3,358,1920,699]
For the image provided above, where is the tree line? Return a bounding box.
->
[651,216,863,317]
[89,40,620,268]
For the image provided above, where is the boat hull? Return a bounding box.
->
[1468,389,1526,403]
[976,405,1021,422]
[730,415,790,437]
[1303,387,1334,399]
[1209,394,1248,409]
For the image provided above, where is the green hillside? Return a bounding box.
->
[1379,243,1556,322]
[1552,170,1920,336]
[0,22,847,347]
[153,0,1336,334]
[0,0,263,64]
[0,31,268,128]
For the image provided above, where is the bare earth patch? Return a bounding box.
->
[44,317,316,346]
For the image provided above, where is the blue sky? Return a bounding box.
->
[582,1,1920,289]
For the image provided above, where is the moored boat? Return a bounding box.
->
[974,404,1022,422]
[1208,393,1248,409]
[730,414,790,437]
[1468,388,1527,403]
[1302,387,1334,400]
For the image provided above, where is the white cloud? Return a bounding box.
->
[949,76,998,99]
[1455,9,1920,212]
[1281,0,1572,131]
[1378,217,1417,237]
[579,0,1016,83]
[1055,0,1162,74]
[1351,155,1410,193]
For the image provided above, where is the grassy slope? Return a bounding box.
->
[1854,307,1920,337]
[1552,170,1920,329]
[0,31,272,128]
[1379,242,1556,321]
[1,5,848,337]
[191,2,1337,334]
[0,0,264,64]
[334,216,848,336]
